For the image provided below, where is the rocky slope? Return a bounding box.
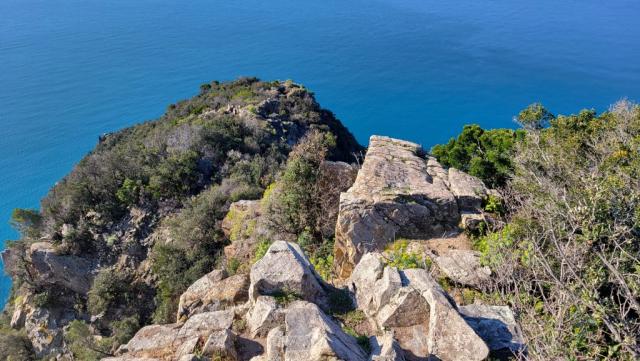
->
[101,136,524,361]
[1,80,525,360]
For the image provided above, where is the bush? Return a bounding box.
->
[385,240,430,270]
[88,268,132,316]
[431,125,523,187]
[483,100,640,359]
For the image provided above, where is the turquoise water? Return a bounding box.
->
[1,0,639,306]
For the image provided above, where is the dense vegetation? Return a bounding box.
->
[437,102,640,359]
[1,78,362,358]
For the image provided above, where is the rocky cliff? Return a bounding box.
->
[1,80,525,361]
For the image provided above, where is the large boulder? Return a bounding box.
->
[249,241,328,308]
[402,268,489,361]
[176,269,249,321]
[27,242,94,294]
[115,310,236,359]
[283,301,368,361]
[246,296,285,338]
[459,304,526,356]
[447,168,489,211]
[334,136,480,278]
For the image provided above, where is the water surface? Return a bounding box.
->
[1,0,639,306]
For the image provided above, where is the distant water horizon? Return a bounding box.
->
[1,0,639,307]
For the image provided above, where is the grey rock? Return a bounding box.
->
[28,242,94,294]
[402,268,489,361]
[202,329,238,360]
[246,296,285,338]
[177,270,249,321]
[369,333,406,361]
[284,301,367,361]
[447,168,489,211]
[116,324,182,358]
[349,252,385,315]
[459,304,526,354]
[249,241,328,307]
[433,249,491,288]
[333,136,460,278]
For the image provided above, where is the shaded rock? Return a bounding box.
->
[284,301,367,361]
[460,212,486,231]
[459,304,526,355]
[249,241,328,307]
[373,266,403,316]
[25,307,65,358]
[375,288,429,329]
[177,270,249,321]
[202,329,238,360]
[250,325,285,361]
[318,161,359,238]
[402,269,489,361]
[369,333,406,361]
[349,252,385,315]
[447,168,489,211]
[28,242,94,294]
[433,249,491,288]
[246,296,285,338]
[333,136,460,278]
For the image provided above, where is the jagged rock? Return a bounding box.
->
[177,310,235,338]
[115,324,182,358]
[459,304,526,355]
[24,307,65,358]
[460,211,486,230]
[27,242,94,294]
[318,161,359,238]
[246,296,285,338]
[349,252,385,315]
[333,136,461,278]
[177,270,249,321]
[116,310,235,359]
[250,325,286,361]
[249,241,328,307]
[202,329,238,360]
[402,268,489,361]
[369,333,406,361]
[373,266,403,316]
[447,168,489,211]
[10,293,31,329]
[284,301,367,361]
[375,288,430,328]
[433,249,491,288]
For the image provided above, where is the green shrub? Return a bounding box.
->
[385,240,429,270]
[252,239,272,264]
[431,125,523,187]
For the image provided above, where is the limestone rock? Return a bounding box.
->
[373,266,403,316]
[246,296,285,338]
[177,270,249,321]
[177,310,235,339]
[318,161,359,238]
[333,136,460,278]
[369,333,406,361]
[284,301,367,361]
[116,324,181,358]
[202,329,238,360]
[349,252,385,315]
[402,269,489,361]
[249,241,328,307]
[459,304,526,355]
[24,307,66,358]
[433,249,491,288]
[28,242,94,294]
[447,168,489,211]
[250,325,286,361]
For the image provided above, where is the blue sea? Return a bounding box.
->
[1,0,639,307]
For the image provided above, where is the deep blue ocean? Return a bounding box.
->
[1,0,639,307]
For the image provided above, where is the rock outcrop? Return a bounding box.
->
[333,136,491,278]
[27,242,94,294]
[431,249,491,288]
[349,253,491,361]
[249,241,329,308]
[177,269,249,322]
